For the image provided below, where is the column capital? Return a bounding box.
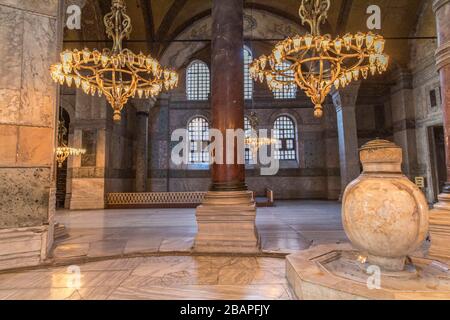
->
[131,98,157,116]
[433,0,450,13]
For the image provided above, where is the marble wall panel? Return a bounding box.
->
[105,178,135,193]
[0,0,58,270]
[0,89,20,124]
[169,178,210,192]
[0,125,17,165]
[148,178,168,192]
[0,5,23,124]
[69,178,105,210]
[0,0,59,17]
[247,176,329,199]
[17,126,53,166]
[81,129,97,167]
[0,168,51,228]
[19,11,57,127]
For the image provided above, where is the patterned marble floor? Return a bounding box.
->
[0,256,294,300]
[52,201,347,261]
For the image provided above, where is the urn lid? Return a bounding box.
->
[360,139,400,152]
[359,139,402,173]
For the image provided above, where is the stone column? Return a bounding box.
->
[194,0,259,253]
[0,0,61,270]
[429,0,450,261]
[332,82,361,197]
[133,98,155,192]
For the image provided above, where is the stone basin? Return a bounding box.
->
[286,243,450,300]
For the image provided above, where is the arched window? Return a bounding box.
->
[273,115,297,160]
[186,61,210,101]
[244,116,254,164]
[188,117,210,164]
[244,47,253,100]
[273,62,297,99]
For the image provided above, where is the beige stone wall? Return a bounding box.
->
[0,0,61,269]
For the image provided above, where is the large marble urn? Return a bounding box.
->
[342,139,429,271]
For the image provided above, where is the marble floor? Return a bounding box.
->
[0,256,293,300]
[52,201,347,261]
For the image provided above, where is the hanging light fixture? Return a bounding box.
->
[55,121,86,168]
[249,0,389,118]
[50,0,179,121]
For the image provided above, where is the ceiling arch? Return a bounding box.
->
[65,0,433,67]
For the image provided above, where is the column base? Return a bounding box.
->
[194,191,260,253]
[429,193,450,261]
[368,254,406,271]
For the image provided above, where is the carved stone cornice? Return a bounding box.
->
[436,42,450,70]
[331,82,361,112]
[433,0,450,13]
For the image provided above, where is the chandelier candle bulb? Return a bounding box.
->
[92,50,101,64]
[334,79,340,89]
[374,38,385,54]
[334,38,342,53]
[343,33,353,50]
[315,37,323,51]
[366,32,375,49]
[355,32,365,49]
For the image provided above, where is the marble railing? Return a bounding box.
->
[106,192,207,208]
[106,189,274,208]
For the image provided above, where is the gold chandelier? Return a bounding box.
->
[249,0,389,118]
[56,121,86,168]
[244,113,279,151]
[50,0,179,121]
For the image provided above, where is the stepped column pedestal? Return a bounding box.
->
[193,0,259,253]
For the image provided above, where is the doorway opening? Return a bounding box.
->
[428,125,446,202]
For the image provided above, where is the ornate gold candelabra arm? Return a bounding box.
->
[299,0,331,36]
[104,0,132,54]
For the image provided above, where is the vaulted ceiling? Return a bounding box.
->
[64,0,436,67]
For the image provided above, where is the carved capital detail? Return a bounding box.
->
[433,0,450,13]
[131,98,157,115]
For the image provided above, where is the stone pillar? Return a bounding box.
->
[194,0,259,253]
[0,0,61,270]
[389,69,418,178]
[133,98,155,192]
[429,0,450,261]
[332,83,361,197]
